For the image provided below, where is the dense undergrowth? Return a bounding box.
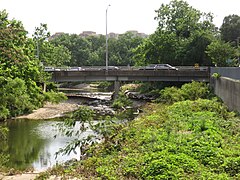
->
[37,82,240,179]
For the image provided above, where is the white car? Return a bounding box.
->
[154,64,178,70]
[140,64,178,70]
[44,67,55,71]
[67,67,85,71]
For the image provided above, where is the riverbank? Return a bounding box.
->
[0,99,86,180]
[0,173,38,180]
[0,173,79,180]
[1,87,145,179]
[17,99,80,120]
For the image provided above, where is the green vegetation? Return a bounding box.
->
[156,81,212,103]
[49,31,144,67]
[36,81,240,179]
[132,0,239,67]
[1,0,240,177]
[0,10,66,121]
[212,72,221,79]
[220,14,240,46]
[33,23,71,67]
[112,92,133,109]
[206,40,238,67]
[0,10,66,171]
[30,0,239,68]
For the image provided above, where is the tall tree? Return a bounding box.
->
[108,32,144,66]
[33,24,71,67]
[50,32,144,66]
[133,0,216,66]
[206,40,237,67]
[220,14,240,46]
[32,23,50,60]
[50,33,91,66]
[0,10,44,118]
[0,10,65,120]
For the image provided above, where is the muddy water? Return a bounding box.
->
[1,119,94,171]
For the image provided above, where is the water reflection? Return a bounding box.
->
[2,119,85,171]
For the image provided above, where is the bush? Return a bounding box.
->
[43,90,67,104]
[156,86,184,103]
[156,81,212,104]
[112,92,132,109]
[181,81,211,100]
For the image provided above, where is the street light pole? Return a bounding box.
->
[106,4,110,71]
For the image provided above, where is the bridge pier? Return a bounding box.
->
[112,81,121,99]
[43,83,46,92]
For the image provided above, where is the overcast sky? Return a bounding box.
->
[1,0,239,36]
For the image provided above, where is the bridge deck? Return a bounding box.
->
[50,69,210,82]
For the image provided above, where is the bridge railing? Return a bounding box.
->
[45,66,209,72]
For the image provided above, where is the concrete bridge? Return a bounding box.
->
[46,66,240,112]
[50,67,210,83]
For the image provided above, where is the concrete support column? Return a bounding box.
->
[43,83,46,92]
[112,81,121,99]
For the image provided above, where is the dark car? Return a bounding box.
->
[140,64,178,70]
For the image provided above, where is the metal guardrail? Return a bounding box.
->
[45,66,210,72]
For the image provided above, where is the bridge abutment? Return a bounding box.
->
[213,77,240,113]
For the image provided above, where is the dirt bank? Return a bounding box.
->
[17,99,80,120]
[0,173,38,180]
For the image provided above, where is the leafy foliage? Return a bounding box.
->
[40,81,240,179]
[52,99,240,179]
[133,0,216,66]
[0,10,67,120]
[33,23,71,66]
[220,14,240,46]
[56,106,95,157]
[43,91,67,104]
[157,86,184,104]
[206,40,238,66]
[49,32,144,66]
[156,81,212,103]
[112,92,133,109]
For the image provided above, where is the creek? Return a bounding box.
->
[1,119,88,171]
[0,84,114,172]
[0,83,146,172]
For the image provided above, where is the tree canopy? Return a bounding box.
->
[220,14,240,46]
[32,23,71,67]
[133,0,217,66]
[49,32,144,67]
[0,10,65,120]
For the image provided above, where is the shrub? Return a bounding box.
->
[156,86,184,103]
[112,92,132,109]
[43,90,67,104]
[212,73,221,79]
[181,81,211,100]
[156,81,212,104]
